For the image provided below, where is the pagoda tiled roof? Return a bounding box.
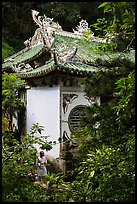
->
[2,10,135,79]
[2,33,102,78]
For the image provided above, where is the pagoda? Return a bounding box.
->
[2,10,134,172]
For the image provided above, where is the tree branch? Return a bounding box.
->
[126,37,135,51]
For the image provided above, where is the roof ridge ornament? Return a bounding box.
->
[73,19,93,36]
[24,10,63,49]
[52,45,78,65]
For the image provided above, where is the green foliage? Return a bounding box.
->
[70,58,135,201]
[2,41,15,60]
[72,142,135,202]
[2,2,102,52]
[2,123,55,202]
[113,71,135,123]
[2,72,25,130]
[43,172,69,202]
[2,73,25,108]
[92,2,135,35]
[90,2,135,53]
[67,2,135,202]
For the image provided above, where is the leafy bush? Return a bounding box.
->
[68,67,135,202]
[72,141,135,202]
[2,123,55,202]
[2,41,15,60]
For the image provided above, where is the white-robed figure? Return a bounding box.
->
[36,150,47,183]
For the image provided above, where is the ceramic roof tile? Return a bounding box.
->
[16,60,98,78]
[17,61,55,78]
[14,44,43,63]
[2,29,135,79]
[2,44,44,70]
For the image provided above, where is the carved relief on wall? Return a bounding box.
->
[84,95,100,106]
[61,131,77,152]
[61,131,70,151]
[20,91,27,106]
[62,93,78,114]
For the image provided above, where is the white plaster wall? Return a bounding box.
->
[61,89,91,139]
[26,86,60,158]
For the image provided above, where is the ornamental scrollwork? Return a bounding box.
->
[62,93,78,114]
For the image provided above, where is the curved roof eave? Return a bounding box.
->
[16,61,98,79]
[3,43,44,70]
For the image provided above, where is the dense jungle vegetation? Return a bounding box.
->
[2,2,135,202]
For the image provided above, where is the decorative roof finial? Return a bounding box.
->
[73,19,89,35]
[24,10,62,49]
